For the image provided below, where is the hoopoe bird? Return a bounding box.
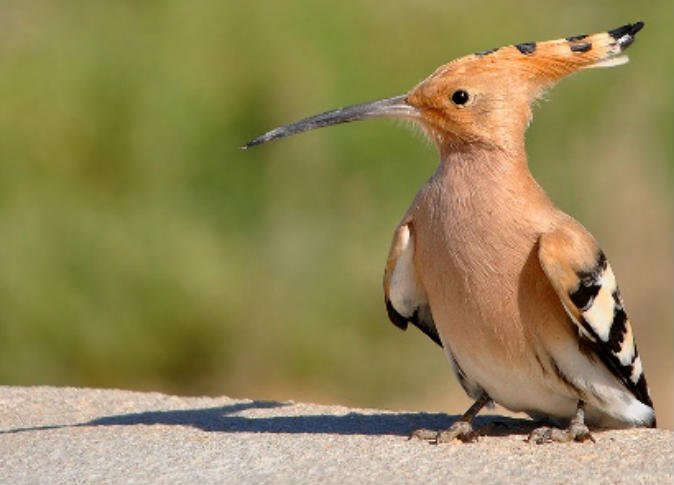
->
[243,22,655,443]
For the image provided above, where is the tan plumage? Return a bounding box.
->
[244,22,655,442]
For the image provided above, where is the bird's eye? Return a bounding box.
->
[451,90,470,106]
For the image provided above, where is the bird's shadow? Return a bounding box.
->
[1,399,537,438]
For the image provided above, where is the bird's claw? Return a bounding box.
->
[527,423,595,444]
[408,428,438,441]
[409,420,478,444]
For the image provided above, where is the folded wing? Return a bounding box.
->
[538,223,654,422]
[383,222,441,347]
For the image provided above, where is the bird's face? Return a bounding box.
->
[405,57,535,151]
[243,23,643,154]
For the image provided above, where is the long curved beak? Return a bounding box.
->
[241,94,417,149]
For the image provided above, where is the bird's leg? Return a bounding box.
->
[527,401,596,444]
[410,392,491,444]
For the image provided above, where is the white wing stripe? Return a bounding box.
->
[581,265,617,342]
[389,225,424,318]
[630,356,643,384]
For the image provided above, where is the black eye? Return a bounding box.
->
[451,90,470,106]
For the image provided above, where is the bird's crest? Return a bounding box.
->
[440,22,644,95]
[404,22,645,151]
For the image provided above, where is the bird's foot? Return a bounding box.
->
[527,422,595,444]
[409,420,477,444]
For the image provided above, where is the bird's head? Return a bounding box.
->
[243,22,643,155]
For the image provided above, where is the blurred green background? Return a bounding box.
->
[0,1,671,428]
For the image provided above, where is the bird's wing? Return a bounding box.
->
[383,222,442,347]
[538,224,653,409]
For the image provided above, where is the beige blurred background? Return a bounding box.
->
[0,1,671,428]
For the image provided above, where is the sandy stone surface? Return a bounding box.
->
[0,386,671,484]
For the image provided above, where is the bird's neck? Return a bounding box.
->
[434,141,554,218]
[438,140,527,183]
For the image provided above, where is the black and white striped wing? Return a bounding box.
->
[538,231,654,417]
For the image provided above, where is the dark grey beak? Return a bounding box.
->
[241,94,416,149]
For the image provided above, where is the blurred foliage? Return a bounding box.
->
[0,1,671,427]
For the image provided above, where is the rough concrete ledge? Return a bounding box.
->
[0,386,671,484]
